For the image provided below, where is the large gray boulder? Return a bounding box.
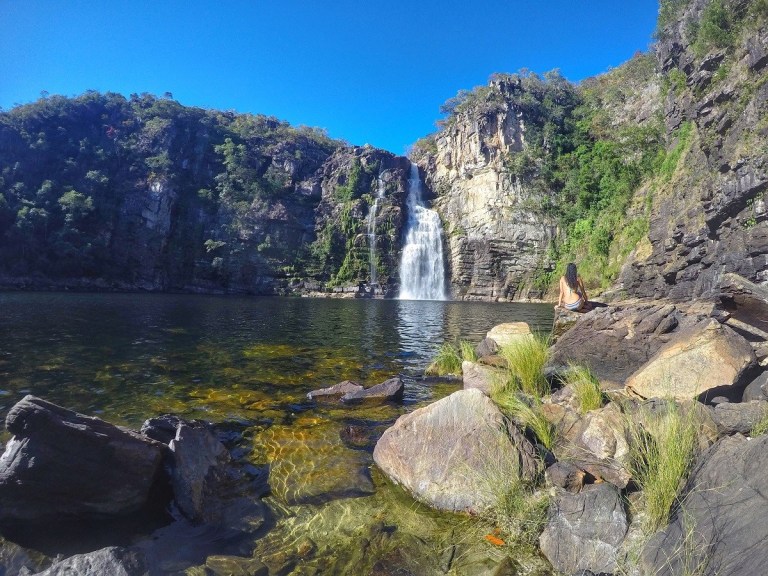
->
[625,319,755,401]
[373,388,539,513]
[462,360,499,395]
[642,434,768,576]
[539,483,628,575]
[0,395,165,524]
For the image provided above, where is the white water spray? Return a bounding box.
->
[398,163,447,300]
[367,174,386,285]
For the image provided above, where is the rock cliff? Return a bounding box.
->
[414,76,562,300]
[618,0,768,299]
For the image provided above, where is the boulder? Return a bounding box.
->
[462,361,499,395]
[486,322,532,347]
[474,337,499,358]
[307,380,364,400]
[625,319,755,401]
[742,370,768,402]
[0,395,166,524]
[548,301,711,388]
[539,483,628,575]
[546,403,632,489]
[373,388,539,513]
[712,400,768,435]
[341,376,404,402]
[642,434,768,576]
[30,546,147,576]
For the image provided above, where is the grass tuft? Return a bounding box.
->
[492,390,555,451]
[563,363,605,414]
[425,339,477,376]
[626,402,700,533]
[496,333,551,398]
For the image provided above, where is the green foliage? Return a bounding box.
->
[627,403,701,532]
[562,363,604,414]
[495,334,551,398]
[658,121,694,182]
[694,0,735,55]
[425,339,477,376]
[750,407,768,437]
[656,0,693,38]
[334,159,362,202]
[493,390,555,451]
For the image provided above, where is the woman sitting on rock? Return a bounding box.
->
[556,263,591,312]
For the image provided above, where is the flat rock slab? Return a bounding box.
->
[540,483,628,575]
[642,434,768,576]
[0,395,165,523]
[626,319,755,401]
[373,388,539,513]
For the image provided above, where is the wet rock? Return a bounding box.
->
[642,434,768,576]
[339,424,372,448]
[170,422,231,523]
[307,380,364,400]
[713,400,768,435]
[30,546,147,576]
[0,395,166,524]
[341,376,404,402]
[626,319,755,401]
[0,537,46,575]
[540,483,628,575]
[486,322,532,347]
[462,360,499,395]
[373,388,539,513]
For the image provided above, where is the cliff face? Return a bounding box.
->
[0,94,410,294]
[619,0,768,299]
[415,77,561,301]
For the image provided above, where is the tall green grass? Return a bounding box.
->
[425,339,477,376]
[626,402,700,532]
[496,334,551,398]
[563,363,605,414]
[492,390,555,451]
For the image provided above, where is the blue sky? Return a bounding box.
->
[1,1,659,155]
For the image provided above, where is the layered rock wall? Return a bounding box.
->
[418,78,557,301]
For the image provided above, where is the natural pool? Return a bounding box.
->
[0,292,555,574]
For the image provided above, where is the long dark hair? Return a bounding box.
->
[565,263,578,291]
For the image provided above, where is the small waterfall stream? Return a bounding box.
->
[367,174,386,285]
[398,163,447,300]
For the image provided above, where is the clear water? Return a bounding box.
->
[0,292,554,572]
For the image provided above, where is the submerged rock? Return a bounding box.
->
[540,483,628,575]
[0,395,166,525]
[373,388,539,513]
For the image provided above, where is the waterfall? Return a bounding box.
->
[398,163,447,300]
[367,174,386,285]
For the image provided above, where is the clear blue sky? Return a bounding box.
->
[0,1,659,155]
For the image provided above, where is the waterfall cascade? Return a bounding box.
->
[398,164,447,300]
[367,174,386,285]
